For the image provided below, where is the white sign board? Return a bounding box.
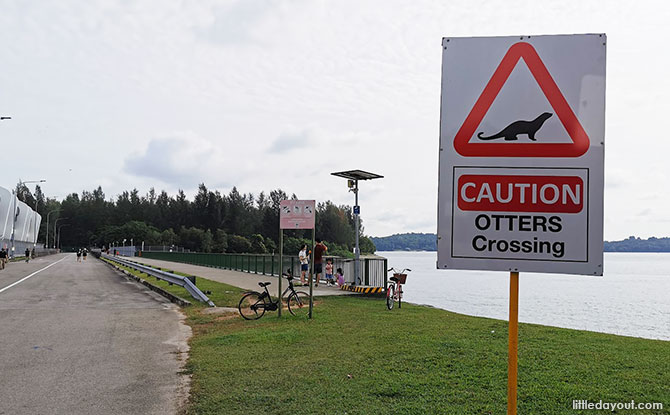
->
[280,200,316,229]
[437,34,605,275]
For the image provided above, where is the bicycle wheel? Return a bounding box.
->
[238,292,266,320]
[398,286,402,309]
[287,291,310,316]
[386,284,395,310]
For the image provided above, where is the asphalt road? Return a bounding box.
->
[0,253,190,415]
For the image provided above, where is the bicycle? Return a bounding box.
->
[386,267,410,310]
[238,269,310,320]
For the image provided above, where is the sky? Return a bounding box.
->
[0,0,668,240]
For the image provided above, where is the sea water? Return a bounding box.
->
[381,251,670,341]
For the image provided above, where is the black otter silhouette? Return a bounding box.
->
[477,112,553,141]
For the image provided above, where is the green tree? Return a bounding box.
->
[359,236,376,254]
[160,228,178,246]
[316,201,355,249]
[250,234,267,254]
[264,236,277,254]
[283,237,311,256]
[213,229,228,253]
[169,190,191,229]
[227,235,252,253]
[179,227,211,252]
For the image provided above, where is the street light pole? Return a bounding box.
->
[45,209,60,249]
[331,170,383,286]
[53,217,68,248]
[353,180,360,285]
[57,224,70,249]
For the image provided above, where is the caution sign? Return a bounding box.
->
[438,35,605,275]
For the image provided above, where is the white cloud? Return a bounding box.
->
[124,133,234,189]
[267,128,316,154]
[1,0,670,240]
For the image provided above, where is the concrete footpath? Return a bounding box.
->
[131,256,353,296]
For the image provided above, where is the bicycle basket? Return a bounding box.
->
[393,273,407,284]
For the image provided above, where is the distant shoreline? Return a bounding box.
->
[371,233,670,253]
[375,249,670,253]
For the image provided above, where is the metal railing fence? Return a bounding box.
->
[102,253,215,306]
[141,245,191,253]
[139,251,388,287]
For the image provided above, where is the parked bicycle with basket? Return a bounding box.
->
[386,267,410,310]
[238,269,310,320]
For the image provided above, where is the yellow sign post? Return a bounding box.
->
[508,271,519,415]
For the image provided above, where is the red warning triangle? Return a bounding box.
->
[453,42,589,158]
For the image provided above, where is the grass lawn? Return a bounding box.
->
[102,258,670,414]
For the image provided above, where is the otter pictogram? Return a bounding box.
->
[477,112,553,141]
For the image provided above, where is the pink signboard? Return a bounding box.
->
[280,200,315,229]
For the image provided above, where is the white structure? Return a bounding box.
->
[0,186,42,254]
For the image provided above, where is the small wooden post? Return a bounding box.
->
[309,228,315,319]
[278,229,283,317]
[508,271,519,415]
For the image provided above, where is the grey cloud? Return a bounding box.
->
[196,0,274,46]
[125,138,191,184]
[267,129,313,154]
[124,135,232,188]
[636,209,652,217]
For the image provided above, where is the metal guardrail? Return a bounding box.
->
[102,253,215,307]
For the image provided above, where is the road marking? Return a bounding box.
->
[0,256,68,294]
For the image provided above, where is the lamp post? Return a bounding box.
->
[45,209,60,249]
[53,217,68,248]
[331,170,383,286]
[57,224,70,249]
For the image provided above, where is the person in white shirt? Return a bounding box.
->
[298,245,309,285]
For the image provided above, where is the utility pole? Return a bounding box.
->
[45,209,60,249]
[331,170,383,285]
[57,224,70,249]
[53,217,68,248]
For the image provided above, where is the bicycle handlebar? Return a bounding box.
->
[387,267,411,274]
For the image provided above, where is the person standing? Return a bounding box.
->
[313,239,328,287]
[0,248,6,270]
[298,244,309,285]
[324,259,334,286]
[336,267,345,287]
[25,248,30,263]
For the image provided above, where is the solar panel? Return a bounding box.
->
[331,170,383,181]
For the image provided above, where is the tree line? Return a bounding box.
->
[17,183,376,256]
[371,233,437,251]
[603,236,670,252]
